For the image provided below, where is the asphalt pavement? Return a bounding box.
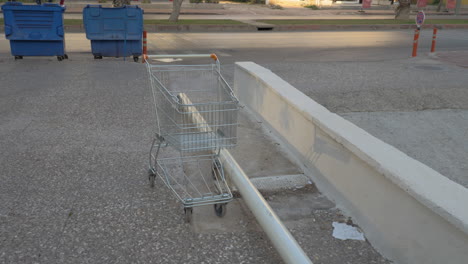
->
[0,38,392,263]
[1,25,467,263]
[0,57,284,263]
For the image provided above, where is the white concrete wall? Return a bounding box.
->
[234,62,468,264]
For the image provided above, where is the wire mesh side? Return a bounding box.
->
[147,63,239,152]
[155,154,233,207]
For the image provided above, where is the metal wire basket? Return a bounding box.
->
[145,54,239,222]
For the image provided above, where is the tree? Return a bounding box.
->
[436,0,444,12]
[169,0,184,22]
[395,0,411,19]
[113,0,131,7]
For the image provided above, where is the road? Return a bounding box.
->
[2,30,467,62]
[143,30,468,62]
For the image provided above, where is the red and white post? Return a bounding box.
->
[412,27,420,57]
[431,27,438,53]
[142,31,147,63]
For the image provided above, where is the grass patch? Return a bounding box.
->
[304,5,319,10]
[258,19,468,25]
[223,0,265,3]
[423,19,468,24]
[143,19,245,25]
[0,19,243,26]
[268,4,283,9]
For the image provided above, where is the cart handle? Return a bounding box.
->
[145,54,218,61]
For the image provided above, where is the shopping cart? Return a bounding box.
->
[145,54,239,222]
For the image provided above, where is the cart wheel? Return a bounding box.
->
[57,56,63,61]
[64,54,69,59]
[133,56,139,62]
[214,203,227,218]
[94,55,103,60]
[184,208,193,223]
[148,170,156,188]
[14,56,23,60]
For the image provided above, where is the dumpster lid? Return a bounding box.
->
[2,2,65,11]
[2,1,23,7]
[84,4,142,10]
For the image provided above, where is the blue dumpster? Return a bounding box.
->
[1,2,67,61]
[83,5,143,62]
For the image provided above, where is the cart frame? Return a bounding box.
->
[145,54,239,222]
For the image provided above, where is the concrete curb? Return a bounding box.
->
[2,23,465,33]
[231,174,312,193]
[146,24,256,32]
[273,24,468,31]
[67,23,468,32]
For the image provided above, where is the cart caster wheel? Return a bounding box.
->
[94,55,103,60]
[57,56,63,61]
[214,203,227,218]
[184,208,193,223]
[64,54,69,59]
[148,171,156,188]
[133,56,139,62]
[14,56,23,60]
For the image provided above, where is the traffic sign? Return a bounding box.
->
[416,11,426,27]
[416,11,425,28]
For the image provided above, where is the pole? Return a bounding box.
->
[142,31,147,63]
[431,28,438,53]
[123,22,127,62]
[219,149,314,264]
[412,27,420,57]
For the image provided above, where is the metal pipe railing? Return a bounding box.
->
[219,149,314,264]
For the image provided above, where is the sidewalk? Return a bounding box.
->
[61,1,468,30]
[61,1,468,17]
[1,1,468,32]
